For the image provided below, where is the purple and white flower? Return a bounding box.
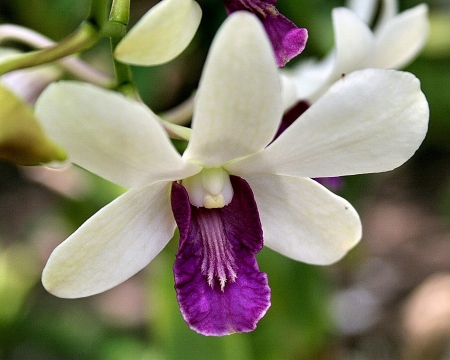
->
[35,12,428,336]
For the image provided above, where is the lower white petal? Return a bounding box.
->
[42,182,175,298]
[244,174,362,265]
[114,0,202,66]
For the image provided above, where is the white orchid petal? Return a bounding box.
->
[280,73,298,111]
[376,0,399,30]
[183,12,282,167]
[42,183,174,298]
[35,81,200,188]
[1,64,61,105]
[227,69,428,178]
[246,174,361,264]
[301,7,376,102]
[346,0,378,24]
[283,55,335,102]
[114,0,202,66]
[374,4,429,69]
[331,7,375,78]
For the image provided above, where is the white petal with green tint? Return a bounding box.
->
[374,4,429,69]
[114,0,202,66]
[183,12,282,167]
[227,69,429,178]
[42,183,174,298]
[244,174,361,265]
[35,81,200,188]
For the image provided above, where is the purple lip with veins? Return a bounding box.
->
[171,176,271,336]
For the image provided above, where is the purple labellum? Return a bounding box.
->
[171,176,271,336]
[222,0,308,66]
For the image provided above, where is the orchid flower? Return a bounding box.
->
[35,12,428,336]
[114,0,306,67]
[282,0,429,106]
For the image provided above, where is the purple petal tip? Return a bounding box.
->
[223,0,308,66]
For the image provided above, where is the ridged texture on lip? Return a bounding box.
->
[171,176,270,336]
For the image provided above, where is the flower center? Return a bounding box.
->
[196,208,237,291]
[181,167,234,209]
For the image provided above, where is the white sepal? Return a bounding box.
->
[42,183,175,298]
[244,174,362,265]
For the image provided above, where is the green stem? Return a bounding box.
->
[0,21,99,76]
[106,0,137,97]
[109,0,130,24]
[88,0,109,29]
[110,36,133,88]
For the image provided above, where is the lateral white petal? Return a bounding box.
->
[114,0,202,66]
[227,69,429,178]
[374,4,429,69]
[42,183,175,298]
[183,12,282,167]
[245,174,361,265]
[35,81,200,188]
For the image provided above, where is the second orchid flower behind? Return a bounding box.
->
[35,12,428,336]
[282,0,429,107]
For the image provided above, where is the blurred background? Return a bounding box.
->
[0,0,450,359]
